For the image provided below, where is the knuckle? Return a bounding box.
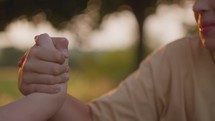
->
[52,64,61,75]
[61,73,69,82]
[54,51,65,63]
[44,87,51,93]
[65,73,70,81]
[31,84,38,92]
[47,76,56,84]
[53,75,65,83]
[47,86,57,93]
[58,76,63,83]
[65,65,70,72]
[19,84,29,95]
[61,64,67,72]
[46,75,59,84]
[53,75,61,83]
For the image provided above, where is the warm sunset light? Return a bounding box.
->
[0,3,195,51]
[0,2,196,108]
[145,3,196,49]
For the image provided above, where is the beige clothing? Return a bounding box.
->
[89,36,215,121]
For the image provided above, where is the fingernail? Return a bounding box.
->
[62,49,69,58]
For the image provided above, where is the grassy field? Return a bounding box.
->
[0,67,22,105]
[0,67,120,106]
[0,48,136,106]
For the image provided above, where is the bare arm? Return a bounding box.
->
[17,34,92,121]
[0,33,69,121]
[0,83,67,121]
[48,94,92,121]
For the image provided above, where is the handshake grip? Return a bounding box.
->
[13,34,70,121]
[18,33,69,88]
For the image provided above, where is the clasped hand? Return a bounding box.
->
[18,33,70,95]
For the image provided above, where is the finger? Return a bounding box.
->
[52,37,69,58]
[23,72,69,85]
[35,33,55,49]
[24,59,68,75]
[20,84,61,95]
[29,46,65,64]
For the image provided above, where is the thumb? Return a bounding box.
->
[35,33,55,49]
[52,37,69,58]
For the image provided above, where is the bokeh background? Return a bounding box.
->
[0,0,197,106]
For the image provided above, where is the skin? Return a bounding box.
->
[19,0,215,121]
[20,35,69,95]
[193,0,215,60]
[20,33,92,121]
[0,34,69,121]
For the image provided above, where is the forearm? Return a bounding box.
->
[0,83,67,121]
[48,94,92,121]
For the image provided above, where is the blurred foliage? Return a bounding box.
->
[0,67,22,106]
[0,0,190,105]
[70,48,136,83]
[0,47,25,67]
[0,0,184,31]
[0,44,152,83]
[0,46,142,105]
[0,0,88,30]
[0,66,117,106]
[0,46,138,77]
[0,0,188,69]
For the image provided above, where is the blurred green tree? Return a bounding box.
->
[0,47,24,67]
[98,0,187,68]
[0,0,187,69]
[0,0,88,30]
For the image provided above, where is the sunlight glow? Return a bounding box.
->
[0,3,196,51]
[89,10,138,51]
[2,19,74,50]
[145,3,196,49]
[0,11,137,51]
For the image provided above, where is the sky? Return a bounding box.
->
[0,2,196,51]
